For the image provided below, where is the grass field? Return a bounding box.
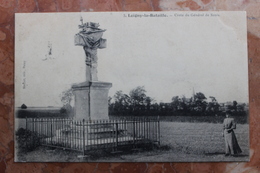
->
[108,122,249,162]
[157,122,249,162]
[16,122,249,162]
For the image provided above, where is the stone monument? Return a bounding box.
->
[72,18,112,120]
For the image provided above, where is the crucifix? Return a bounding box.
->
[75,17,107,81]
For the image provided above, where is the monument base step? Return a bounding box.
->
[56,126,126,140]
[44,136,144,149]
[110,150,123,154]
[131,148,142,151]
[77,155,90,158]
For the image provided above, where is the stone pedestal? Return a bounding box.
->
[72,81,112,120]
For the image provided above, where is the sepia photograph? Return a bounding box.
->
[15,11,249,162]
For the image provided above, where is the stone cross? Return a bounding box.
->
[74,18,106,81]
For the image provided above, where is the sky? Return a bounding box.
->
[15,12,248,107]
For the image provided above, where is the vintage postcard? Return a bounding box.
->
[15,12,249,162]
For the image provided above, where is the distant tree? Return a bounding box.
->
[237,103,246,112]
[171,96,180,111]
[225,103,233,112]
[207,96,220,114]
[225,100,239,113]
[129,86,147,111]
[108,96,112,106]
[159,102,166,110]
[60,88,73,106]
[60,89,74,117]
[180,95,190,111]
[144,96,155,110]
[233,101,238,112]
[170,95,191,113]
[209,96,217,102]
[108,96,113,113]
[114,90,124,103]
[60,104,73,117]
[115,91,130,105]
[151,102,159,112]
[192,92,207,113]
[113,90,130,112]
[194,92,207,101]
[21,104,27,109]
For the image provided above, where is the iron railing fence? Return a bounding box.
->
[25,117,160,155]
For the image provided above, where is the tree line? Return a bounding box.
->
[109,86,248,116]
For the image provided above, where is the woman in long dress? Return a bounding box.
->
[223,112,242,156]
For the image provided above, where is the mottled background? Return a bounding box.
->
[0,0,259,172]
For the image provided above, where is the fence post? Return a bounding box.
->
[51,119,53,145]
[25,117,28,150]
[86,120,88,150]
[157,116,160,147]
[32,118,35,149]
[116,122,118,148]
[133,120,135,147]
[82,119,85,156]
[32,118,34,132]
[143,117,145,140]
